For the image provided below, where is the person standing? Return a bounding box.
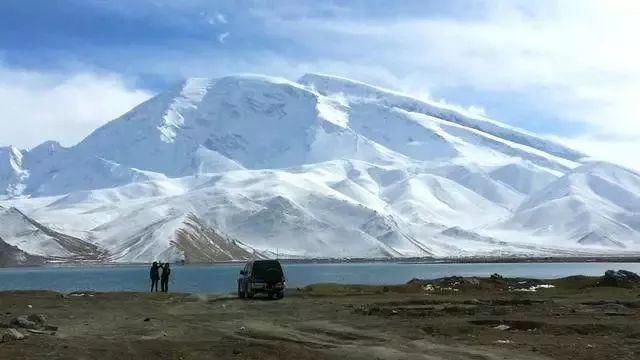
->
[150,262,160,292]
[160,263,171,292]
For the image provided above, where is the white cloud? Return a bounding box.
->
[2,1,637,169]
[551,135,640,171]
[206,12,228,25]
[215,12,227,24]
[217,32,230,43]
[254,1,640,168]
[0,66,152,149]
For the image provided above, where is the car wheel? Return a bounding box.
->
[276,291,284,299]
[238,283,245,299]
[246,285,254,299]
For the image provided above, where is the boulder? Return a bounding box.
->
[1,328,25,342]
[463,277,481,286]
[406,278,426,285]
[599,270,640,288]
[600,303,633,316]
[10,316,39,329]
[490,273,504,280]
[27,314,47,325]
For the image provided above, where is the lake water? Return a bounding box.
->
[1,262,639,294]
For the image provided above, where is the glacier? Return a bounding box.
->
[1,73,639,264]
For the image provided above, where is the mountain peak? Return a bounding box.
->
[1,72,638,262]
[299,74,586,163]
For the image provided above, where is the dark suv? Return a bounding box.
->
[238,260,286,299]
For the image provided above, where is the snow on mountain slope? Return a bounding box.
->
[7,73,574,199]
[1,158,606,262]
[491,162,640,249]
[299,73,586,162]
[34,157,168,197]
[0,205,106,260]
[74,75,392,174]
[382,173,509,227]
[1,161,437,259]
[183,163,435,257]
[426,164,524,208]
[423,161,561,209]
[9,75,409,198]
[489,162,560,195]
[0,73,638,263]
[345,104,576,172]
[0,236,46,267]
[520,162,640,214]
[0,146,27,197]
[174,214,262,263]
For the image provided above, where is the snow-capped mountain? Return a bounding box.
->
[1,73,638,264]
[0,205,106,262]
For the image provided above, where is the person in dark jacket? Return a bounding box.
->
[150,262,160,292]
[160,263,171,292]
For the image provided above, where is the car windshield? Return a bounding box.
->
[252,261,283,276]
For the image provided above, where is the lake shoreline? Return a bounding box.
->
[3,262,640,294]
[3,255,640,269]
[1,274,639,360]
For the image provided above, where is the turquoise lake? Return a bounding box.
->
[1,262,639,294]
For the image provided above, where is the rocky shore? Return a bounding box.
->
[1,271,639,359]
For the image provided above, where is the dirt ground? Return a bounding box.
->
[1,276,640,360]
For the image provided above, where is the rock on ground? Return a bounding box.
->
[10,316,38,329]
[1,328,25,342]
[600,270,640,288]
[26,314,47,325]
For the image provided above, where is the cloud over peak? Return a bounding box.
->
[0,66,151,149]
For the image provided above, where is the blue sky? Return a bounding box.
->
[1,0,639,168]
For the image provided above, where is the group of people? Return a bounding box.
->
[149,262,171,292]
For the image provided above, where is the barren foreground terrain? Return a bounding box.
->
[1,275,639,359]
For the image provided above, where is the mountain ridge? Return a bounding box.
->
[1,73,638,264]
